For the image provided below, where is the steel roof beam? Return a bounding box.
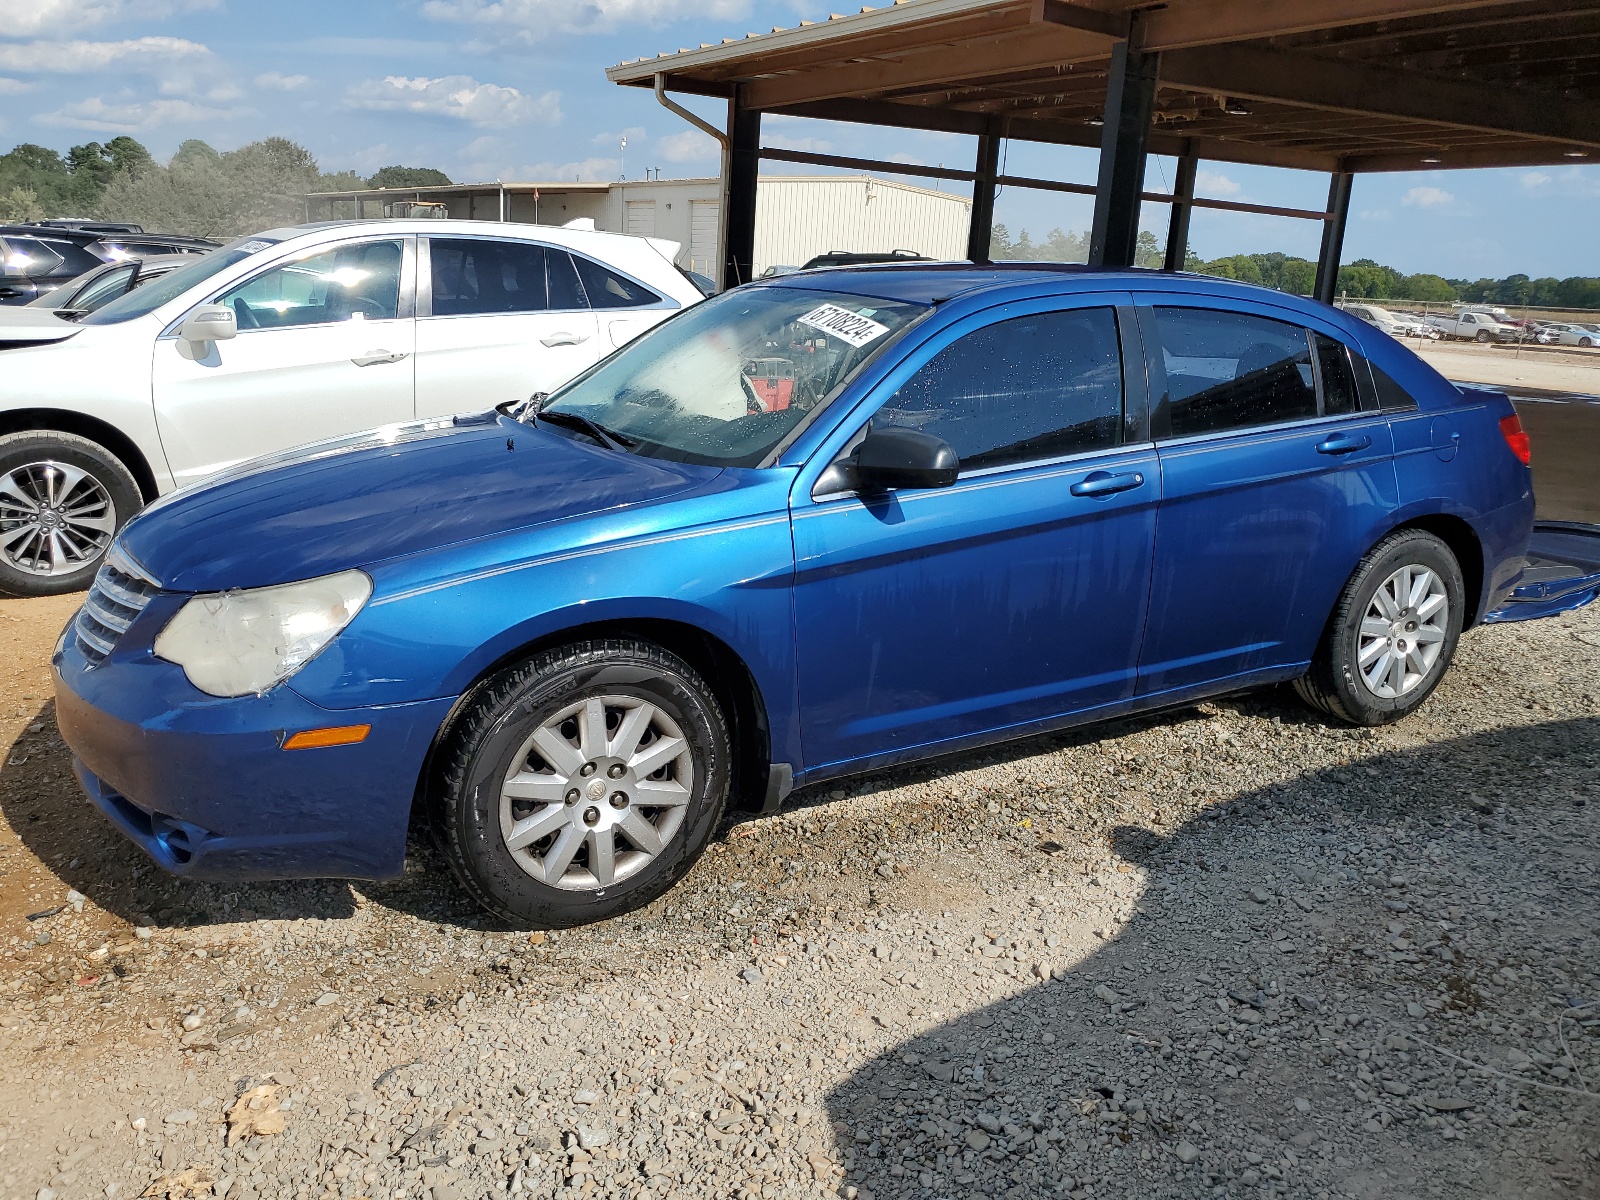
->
[1160,42,1600,149]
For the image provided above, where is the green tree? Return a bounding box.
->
[1395,273,1456,302]
[367,165,452,188]
[0,185,44,222]
[97,136,329,237]
[1134,229,1162,268]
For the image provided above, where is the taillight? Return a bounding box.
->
[1498,413,1531,465]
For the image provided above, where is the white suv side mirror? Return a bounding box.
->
[179,304,237,348]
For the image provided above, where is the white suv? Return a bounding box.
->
[0,219,704,596]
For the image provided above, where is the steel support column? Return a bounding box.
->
[1088,40,1160,267]
[966,119,1003,263]
[1314,171,1353,305]
[1163,151,1197,272]
[723,94,761,289]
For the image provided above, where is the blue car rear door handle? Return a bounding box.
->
[1070,470,1145,498]
[1315,433,1373,455]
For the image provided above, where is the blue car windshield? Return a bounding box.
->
[539,286,928,467]
[80,234,282,325]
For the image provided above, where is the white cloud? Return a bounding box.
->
[763,133,832,154]
[255,72,310,91]
[0,76,28,93]
[1521,171,1552,189]
[346,74,560,127]
[592,125,644,147]
[38,94,242,132]
[658,128,717,163]
[0,0,217,36]
[421,0,747,36]
[1401,185,1453,208]
[1195,169,1240,197]
[0,36,210,73]
[489,156,619,183]
[1358,208,1392,222]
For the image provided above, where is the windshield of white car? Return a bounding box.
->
[80,235,280,325]
[537,286,929,467]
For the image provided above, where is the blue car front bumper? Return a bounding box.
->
[54,636,456,881]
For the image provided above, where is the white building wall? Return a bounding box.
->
[752,175,972,276]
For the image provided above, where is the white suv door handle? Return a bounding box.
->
[351,350,409,367]
[540,331,589,347]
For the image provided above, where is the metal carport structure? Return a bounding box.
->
[608,0,1600,293]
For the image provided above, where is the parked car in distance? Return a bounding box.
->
[0,218,704,597]
[800,249,933,269]
[21,253,202,318]
[1535,322,1598,347]
[53,265,1536,928]
[1424,308,1519,342]
[0,224,216,305]
[1339,302,1436,339]
[31,219,147,234]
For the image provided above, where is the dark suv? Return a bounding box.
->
[0,224,217,305]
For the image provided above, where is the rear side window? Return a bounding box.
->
[573,254,660,309]
[872,307,1124,472]
[1369,360,1418,411]
[430,238,551,316]
[1153,307,1317,438]
[1313,332,1360,417]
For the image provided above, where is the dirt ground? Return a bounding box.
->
[1,589,1598,1200]
[1413,342,1600,397]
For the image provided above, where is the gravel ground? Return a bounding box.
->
[0,594,1597,1200]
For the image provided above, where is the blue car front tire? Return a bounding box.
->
[432,638,733,928]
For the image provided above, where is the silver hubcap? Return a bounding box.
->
[1356,563,1449,699]
[0,460,117,577]
[499,694,693,891]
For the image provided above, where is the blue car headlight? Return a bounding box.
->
[153,569,372,697]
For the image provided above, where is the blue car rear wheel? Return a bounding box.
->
[1295,528,1464,726]
[433,638,732,928]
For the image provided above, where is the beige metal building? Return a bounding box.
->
[304,174,972,281]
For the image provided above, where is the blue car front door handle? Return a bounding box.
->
[1070,470,1145,498]
[1315,433,1373,456]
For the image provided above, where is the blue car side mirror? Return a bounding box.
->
[854,427,960,492]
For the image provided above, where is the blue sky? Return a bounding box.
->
[2,0,1596,281]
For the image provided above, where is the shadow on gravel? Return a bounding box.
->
[823,715,1600,1200]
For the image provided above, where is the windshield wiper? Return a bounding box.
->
[534,408,635,453]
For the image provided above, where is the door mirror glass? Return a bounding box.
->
[854,427,959,492]
[178,303,237,346]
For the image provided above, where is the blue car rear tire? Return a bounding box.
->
[433,638,732,928]
[1295,528,1464,726]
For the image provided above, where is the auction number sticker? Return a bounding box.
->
[238,240,276,253]
[796,303,890,347]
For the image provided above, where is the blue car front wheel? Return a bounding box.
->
[432,638,732,928]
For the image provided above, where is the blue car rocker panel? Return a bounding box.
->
[53,265,1549,927]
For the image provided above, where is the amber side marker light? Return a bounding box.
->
[282,724,372,750]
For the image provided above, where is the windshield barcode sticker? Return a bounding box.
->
[797,303,891,347]
[238,240,275,253]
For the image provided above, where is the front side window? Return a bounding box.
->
[872,308,1124,472]
[429,237,551,316]
[1154,307,1317,438]
[70,264,138,312]
[218,240,403,330]
[540,286,927,466]
[573,254,660,309]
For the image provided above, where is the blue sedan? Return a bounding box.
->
[54,266,1536,927]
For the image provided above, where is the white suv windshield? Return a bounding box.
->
[81,235,282,325]
[539,286,928,467]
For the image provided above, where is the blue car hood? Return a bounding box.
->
[117,413,720,592]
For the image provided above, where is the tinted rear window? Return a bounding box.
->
[1153,307,1318,438]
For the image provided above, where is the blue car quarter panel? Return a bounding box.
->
[1135,294,1401,694]
[789,293,1160,774]
[53,616,455,880]
[1368,347,1535,623]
